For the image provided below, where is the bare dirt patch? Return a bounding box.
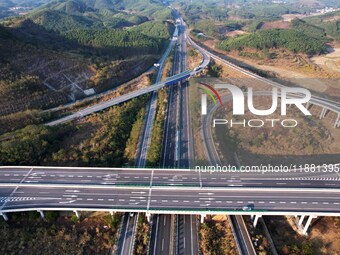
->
[312,44,340,73]
[225,30,247,37]
[309,217,340,254]
[282,14,307,22]
[259,20,291,30]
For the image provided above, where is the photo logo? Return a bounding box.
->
[200,83,312,116]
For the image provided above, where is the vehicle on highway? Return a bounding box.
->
[194,66,202,72]
[242,206,253,211]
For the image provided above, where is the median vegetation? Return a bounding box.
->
[134,213,150,255]
[200,216,238,255]
[146,88,168,167]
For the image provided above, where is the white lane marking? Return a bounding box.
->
[153,216,160,255]
[59,200,75,204]
[121,215,130,254]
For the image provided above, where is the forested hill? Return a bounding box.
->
[0,0,173,129]
[219,28,327,55]
[26,0,171,31]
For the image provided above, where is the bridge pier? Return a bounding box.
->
[302,215,317,235]
[334,114,340,128]
[146,213,151,223]
[110,211,115,216]
[253,214,262,228]
[200,214,206,223]
[38,210,45,219]
[0,212,8,221]
[298,215,305,226]
[73,210,79,219]
[319,107,327,119]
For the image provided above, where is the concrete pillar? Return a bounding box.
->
[110,211,114,216]
[302,215,317,235]
[320,108,327,119]
[73,210,79,219]
[146,213,151,223]
[0,212,8,221]
[253,214,261,228]
[334,114,340,128]
[38,210,45,219]
[200,214,206,223]
[250,214,255,220]
[298,215,305,226]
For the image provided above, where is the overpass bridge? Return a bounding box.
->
[0,166,340,235]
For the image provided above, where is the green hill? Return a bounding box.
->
[18,0,170,32]
[0,0,173,132]
[219,28,327,55]
[303,10,340,40]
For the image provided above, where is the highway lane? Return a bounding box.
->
[161,39,181,168]
[151,14,186,255]
[116,213,137,255]
[176,17,200,255]
[1,186,340,213]
[231,215,256,255]
[150,215,173,255]
[116,26,178,255]
[1,167,339,188]
[177,215,198,255]
[136,26,178,168]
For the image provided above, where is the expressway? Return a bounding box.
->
[116,212,138,255]
[1,183,340,215]
[116,15,180,255]
[176,17,200,255]
[115,15,180,255]
[150,12,185,255]
[136,24,178,168]
[1,166,339,188]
